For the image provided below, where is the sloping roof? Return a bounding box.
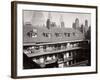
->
[23,24,85,44]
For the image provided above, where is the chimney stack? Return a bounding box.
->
[46,12,51,29]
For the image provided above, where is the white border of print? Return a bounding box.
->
[17,3,96,76]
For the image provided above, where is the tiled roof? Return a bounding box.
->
[23,24,85,44]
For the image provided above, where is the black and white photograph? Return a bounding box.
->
[11,1,97,78]
[23,10,91,69]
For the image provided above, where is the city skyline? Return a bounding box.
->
[23,10,91,28]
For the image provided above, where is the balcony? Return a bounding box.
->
[24,47,84,58]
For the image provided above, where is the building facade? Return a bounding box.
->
[23,17,90,69]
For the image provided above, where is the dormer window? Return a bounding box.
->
[73,32,75,36]
[64,33,67,37]
[27,29,37,38]
[55,33,62,37]
[64,33,70,37]
[43,33,51,38]
[55,33,59,37]
[68,33,70,37]
[43,33,48,37]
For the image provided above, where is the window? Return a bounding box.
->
[55,33,59,37]
[48,33,52,38]
[68,33,70,37]
[43,33,47,37]
[32,32,37,38]
[27,30,37,38]
[69,52,71,56]
[27,29,37,38]
[55,33,62,37]
[64,33,70,37]
[64,33,67,37]
[73,32,75,36]
[43,33,52,38]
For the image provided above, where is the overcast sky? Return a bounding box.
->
[23,10,91,28]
